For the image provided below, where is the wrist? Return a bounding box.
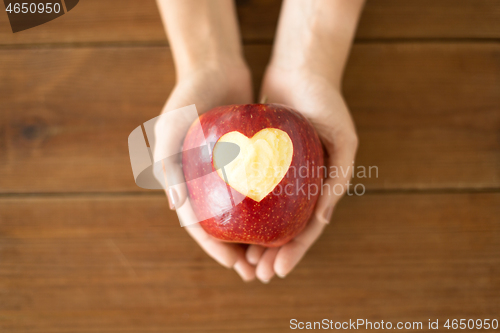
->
[267,56,342,91]
[269,0,364,89]
[158,0,246,81]
[264,63,342,94]
[269,21,351,89]
[175,54,250,83]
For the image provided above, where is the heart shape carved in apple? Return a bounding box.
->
[213,128,293,202]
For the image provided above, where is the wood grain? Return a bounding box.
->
[0,193,498,332]
[1,1,498,332]
[1,44,498,193]
[344,43,500,190]
[1,0,499,46]
[357,0,500,39]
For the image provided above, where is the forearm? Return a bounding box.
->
[270,0,365,88]
[156,0,246,79]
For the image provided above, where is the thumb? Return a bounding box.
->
[314,129,358,224]
[153,105,200,210]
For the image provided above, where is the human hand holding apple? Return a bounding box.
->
[159,78,355,283]
[155,0,363,283]
[244,66,358,282]
[240,0,363,283]
[154,0,266,282]
[153,63,260,282]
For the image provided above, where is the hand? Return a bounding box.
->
[245,65,358,282]
[154,0,363,283]
[154,62,258,282]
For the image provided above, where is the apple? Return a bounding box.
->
[182,104,324,247]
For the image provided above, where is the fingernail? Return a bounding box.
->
[233,262,253,282]
[276,272,287,279]
[260,278,271,284]
[167,188,179,210]
[323,206,335,224]
[247,257,258,266]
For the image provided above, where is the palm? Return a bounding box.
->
[165,66,252,115]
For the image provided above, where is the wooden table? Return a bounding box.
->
[1,1,499,332]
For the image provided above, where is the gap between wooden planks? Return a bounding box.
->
[0,0,500,46]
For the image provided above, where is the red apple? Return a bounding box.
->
[182,104,324,247]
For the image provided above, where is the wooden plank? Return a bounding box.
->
[0,46,174,193]
[0,193,499,332]
[1,44,499,193]
[357,0,500,39]
[1,0,500,46]
[344,43,500,190]
[0,0,168,45]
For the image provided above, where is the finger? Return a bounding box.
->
[176,184,255,281]
[184,223,241,268]
[246,244,266,265]
[256,247,280,283]
[154,106,197,209]
[274,217,326,278]
[233,256,257,282]
[158,160,188,210]
[186,223,257,282]
[187,223,255,281]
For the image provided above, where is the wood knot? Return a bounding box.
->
[22,124,43,140]
[16,117,48,143]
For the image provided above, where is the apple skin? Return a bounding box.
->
[182,104,325,247]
